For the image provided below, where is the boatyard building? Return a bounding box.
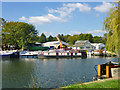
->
[42,41,69,49]
[73,40,95,50]
[91,43,105,50]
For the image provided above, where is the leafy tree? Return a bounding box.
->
[53,37,57,41]
[0,18,6,47]
[103,3,120,56]
[67,36,76,45]
[79,33,84,40]
[78,33,93,42]
[102,33,108,44]
[2,21,18,46]
[63,34,71,42]
[93,36,102,43]
[86,34,93,42]
[47,35,53,41]
[39,33,46,43]
[15,22,38,49]
[58,34,65,41]
[2,21,38,50]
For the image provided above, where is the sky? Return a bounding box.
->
[2,1,115,37]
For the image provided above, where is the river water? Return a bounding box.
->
[1,56,119,88]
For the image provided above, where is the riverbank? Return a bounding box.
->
[54,77,119,89]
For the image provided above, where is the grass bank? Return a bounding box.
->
[59,78,119,89]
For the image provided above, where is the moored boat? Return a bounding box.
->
[38,51,81,58]
[0,50,19,58]
[38,49,87,59]
[92,50,104,56]
[20,50,39,58]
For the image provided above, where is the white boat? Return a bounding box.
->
[92,50,104,56]
[0,51,13,57]
[38,51,82,58]
[37,49,88,59]
[20,50,40,58]
[0,50,19,58]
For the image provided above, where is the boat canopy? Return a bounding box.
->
[28,46,49,51]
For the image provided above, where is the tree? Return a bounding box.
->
[58,34,65,41]
[102,33,108,44]
[2,21,18,46]
[67,36,76,45]
[79,33,93,42]
[53,37,57,41]
[63,34,70,42]
[16,22,38,49]
[39,33,46,43]
[93,36,102,43]
[0,18,6,46]
[47,35,53,41]
[79,33,84,40]
[103,3,120,56]
[2,20,38,50]
[86,34,93,42]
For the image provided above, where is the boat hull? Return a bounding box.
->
[37,52,86,59]
[20,55,38,58]
[0,51,19,58]
[38,55,81,59]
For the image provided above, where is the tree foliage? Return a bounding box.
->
[39,33,46,43]
[2,20,38,49]
[47,33,103,45]
[79,33,93,42]
[93,36,102,43]
[47,35,53,41]
[103,3,120,56]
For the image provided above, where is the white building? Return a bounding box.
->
[73,40,95,50]
[42,41,69,49]
[91,43,105,50]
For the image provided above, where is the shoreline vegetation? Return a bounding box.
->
[53,77,119,89]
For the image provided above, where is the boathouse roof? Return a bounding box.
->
[42,41,69,46]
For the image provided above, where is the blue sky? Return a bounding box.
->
[2,2,115,37]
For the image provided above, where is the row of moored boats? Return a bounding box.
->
[0,49,117,59]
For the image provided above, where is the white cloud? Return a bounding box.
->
[94,2,114,12]
[28,16,51,24]
[19,16,27,21]
[48,3,91,17]
[19,3,91,25]
[19,14,65,25]
[66,3,91,12]
[87,30,105,34]
[47,14,66,22]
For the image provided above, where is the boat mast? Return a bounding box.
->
[56,36,64,48]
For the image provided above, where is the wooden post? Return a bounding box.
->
[97,65,101,76]
[106,65,110,78]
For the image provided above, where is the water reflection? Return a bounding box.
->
[2,57,119,88]
[2,58,35,88]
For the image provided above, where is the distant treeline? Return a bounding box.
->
[39,33,107,46]
[1,18,107,49]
